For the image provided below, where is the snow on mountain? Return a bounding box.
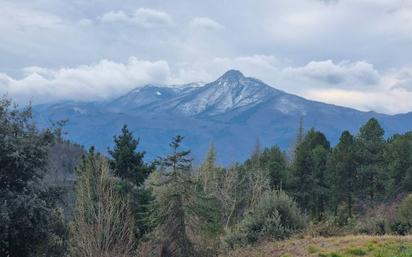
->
[32,70,412,165]
[149,70,284,116]
[106,84,180,112]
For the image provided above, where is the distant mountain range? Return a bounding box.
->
[32,70,412,165]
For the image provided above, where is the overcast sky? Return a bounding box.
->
[1,0,412,114]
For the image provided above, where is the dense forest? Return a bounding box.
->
[2,98,412,257]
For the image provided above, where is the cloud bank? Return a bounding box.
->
[100,8,173,28]
[2,56,412,114]
[1,0,412,114]
[0,58,170,103]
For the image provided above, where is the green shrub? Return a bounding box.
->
[390,221,409,235]
[356,216,391,235]
[306,215,347,237]
[225,190,306,247]
[399,194,412,226]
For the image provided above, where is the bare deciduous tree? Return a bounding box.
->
[69,153,135,257]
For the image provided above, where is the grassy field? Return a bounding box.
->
[225,235,412,257]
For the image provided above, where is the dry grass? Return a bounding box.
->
[224,235,412,257]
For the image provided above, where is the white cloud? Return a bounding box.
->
[100,8,172,28]
[100,10,129,23]
[0,4,63,30]
[282,60,380,88]
[305,88,412,114]
[0,57,170,104]
[133,8,173,27]
[2,55,412,114]
[168,55,412,114]
[278,61,412,114]
[390,68,412,92]
[189,17,224,30]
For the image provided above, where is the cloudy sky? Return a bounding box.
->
[1,0,412,114]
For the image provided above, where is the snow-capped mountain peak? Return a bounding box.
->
[102,70,286,116]
[156,70,282,116]
[216,69,245,83]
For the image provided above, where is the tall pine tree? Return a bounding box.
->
[355,118,387,201]
[155,136,195,257]
[152,136,220,257]
[108,125,152,186]
[108,125,155,238]
[328,131,357,218]
[290,128,330,219]
[384,132,412,192]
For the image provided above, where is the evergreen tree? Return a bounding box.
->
[384,132,412,192]
[154,135,196,257]
[197,143,220,194]
[290,129,330,219]
[289,117,305,160]
[108,125,154,237]
[355,118,387,201]
[296,117,305,145]
[0,99,67,257]
[259,146,288,190]
[150,135,221,257]
[108,125,152,186]
[328,131,357,218]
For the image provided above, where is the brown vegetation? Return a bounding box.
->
[224,235,412,257]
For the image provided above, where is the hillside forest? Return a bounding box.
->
[2,98,412,257]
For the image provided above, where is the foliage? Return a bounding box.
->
[244,145,288,190]
[355,118,387,201]
[353,200,410,236]
[69,149,135,257]
[225,190,306,247]
[328,131,357,219]
[385,133,412,192]
[108,125,155,239]
[0,98,67,257]
[149,135,213,257]
[197,143,225,195]
[289,128,331,219]
[5,94,412,257]
[305,215,349,237]
[108,124,153,186]
[216,164,250,229]
[398,194,412,226]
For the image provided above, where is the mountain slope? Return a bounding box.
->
[32,70,412,165]
[150,70,283,116]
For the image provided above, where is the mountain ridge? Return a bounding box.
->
[32,70,412,165]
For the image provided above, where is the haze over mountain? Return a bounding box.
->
[33,70,412,164]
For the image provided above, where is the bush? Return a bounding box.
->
[399,193,412,226]
[225,190,306,247]
[356,216,391,235]
[354,199,411,236]
[305,216,348,237]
